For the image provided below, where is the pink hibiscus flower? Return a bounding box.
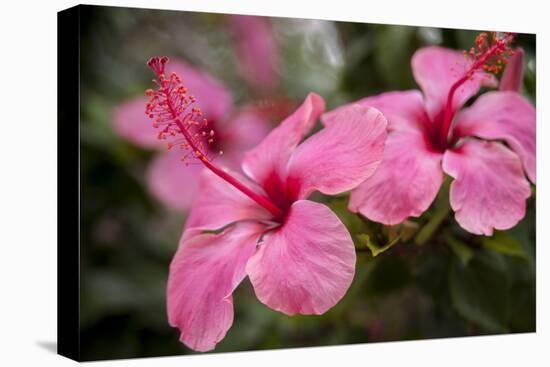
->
[143,57,387,351]
[325,32,535,236]
[112,59,271,211]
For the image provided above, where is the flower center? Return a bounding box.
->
[197,118,226,156]
[436,32,516,149]
[145,56,284,219]
[261,171,301,216]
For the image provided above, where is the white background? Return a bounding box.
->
[0,0,548,365]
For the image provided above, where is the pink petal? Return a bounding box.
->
[112,96,163,149]
[167,222,264,352]
[287,105,387,198]
[241,93,325,186]
[323,90,429,133]
[221,108,271,155]
[168,60,233,122]
[246,200,356,315]
[500,48,524,92]
[147,149,203,211]
[349,131,444,225]
[185,169,272,231]
[229,15,279,91]
[453,91,536,183]
[442,139,531,236]
[411,46,496,121]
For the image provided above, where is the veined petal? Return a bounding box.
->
[412,46,496,121]
[246,200,356,315]
[288,105,387,198]
[242,93,325,186]
[323,90,429,133]
[452,91,536,183]
[442,139,531,236]
[167,222,264,352]
[185,169,272,231]
[147,150,204,211]
[349,131,444,224]
[113,96,163,149]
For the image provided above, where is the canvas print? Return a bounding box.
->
[57,4,536,361]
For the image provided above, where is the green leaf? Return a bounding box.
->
[482,231,529,261]
[384,220,419,243]
[357,233,399,257]
[326,197,367,239]
[374,26,418,89]
[415,177,452,246]
[363,256,411,296]
[449,250,511,333]
[447,237,474,266]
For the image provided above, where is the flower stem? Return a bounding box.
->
[415,176,451,246]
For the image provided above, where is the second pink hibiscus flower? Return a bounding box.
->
[326,32,535,235]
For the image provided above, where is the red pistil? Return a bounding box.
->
[439,32,516,147]
[145,56,284,219]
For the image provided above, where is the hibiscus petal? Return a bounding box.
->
[113,96,163,149]
[185,169,272,231]
[500,48,524,92]
[288,105,387,198]
[168,60,233,122]
[411,46,496,120]
[221,108,271,155]
[349,131,444,225]
[147,149,203,211]
[323,90,429,133]
[246,200,356,315]
[242,93,325,185]
[452,91,536,183]
[229,15,279,91]
[442,139,531,236]
[167,222,264,352]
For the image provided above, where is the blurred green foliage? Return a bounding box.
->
[78,5,536,360]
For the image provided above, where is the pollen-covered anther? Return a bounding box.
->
[464,31,516,76]
[143,56,218,165]
[147,56,169,76]
[438,32,516,148]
